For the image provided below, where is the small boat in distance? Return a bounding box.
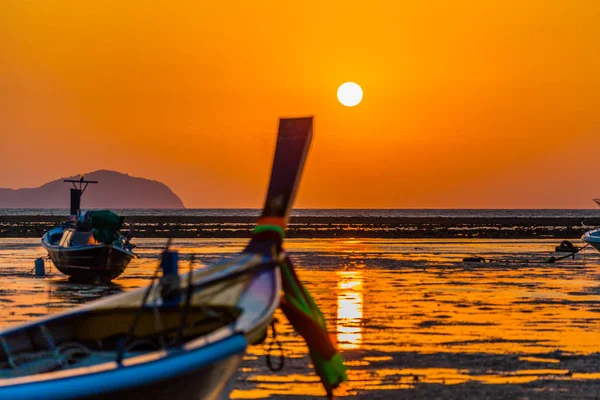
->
[582,199,600,252]
[582,230,600,252]
[41,177,136,282]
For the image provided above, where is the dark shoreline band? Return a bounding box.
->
[1,216,598,239]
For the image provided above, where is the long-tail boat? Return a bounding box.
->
[0,117,346,399]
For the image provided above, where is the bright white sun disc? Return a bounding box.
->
[337,82,363,107]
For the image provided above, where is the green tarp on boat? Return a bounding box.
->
[88,210,124,244]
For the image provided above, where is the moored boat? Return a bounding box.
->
[41,178,136,282]
[582,199,600,252]
[582,228,600,252]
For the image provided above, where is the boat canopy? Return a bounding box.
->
[85,210,125,244]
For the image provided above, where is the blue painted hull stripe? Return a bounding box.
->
[0,334,247,400]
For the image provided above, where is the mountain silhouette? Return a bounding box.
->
[0,170,185,209]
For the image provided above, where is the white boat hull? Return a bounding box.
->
[0,253,282,399]
[582,228,600,252]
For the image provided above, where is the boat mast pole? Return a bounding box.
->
[63,176,98,218]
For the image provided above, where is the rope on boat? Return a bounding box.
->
[266,318,285,372]
[152,280,166,350]
[175,255,195,346]
[0,340,94,372]
[463,241,590,264]
[116,262,163,365]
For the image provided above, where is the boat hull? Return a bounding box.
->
[44,244,134,283]
[82,355,242,400]
[0,334,246,400]
[0,254,280,399]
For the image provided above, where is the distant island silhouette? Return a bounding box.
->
[0,170,185,209]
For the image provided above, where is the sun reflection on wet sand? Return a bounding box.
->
[337,270,364,350]
[4,238,600,398]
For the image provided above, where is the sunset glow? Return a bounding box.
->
[1,1,599,208]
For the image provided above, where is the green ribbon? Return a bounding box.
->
[252,224,285,238]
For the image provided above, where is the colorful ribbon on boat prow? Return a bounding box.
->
[279,255,347,399]
[253,216,347,397]
[253,217,287,239]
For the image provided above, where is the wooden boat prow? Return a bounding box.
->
[0,117,316,400]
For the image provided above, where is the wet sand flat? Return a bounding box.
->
[1,238,600,398]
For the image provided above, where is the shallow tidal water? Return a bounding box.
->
[1,238,600,399]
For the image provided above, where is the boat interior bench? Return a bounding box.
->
[0,304,241,377]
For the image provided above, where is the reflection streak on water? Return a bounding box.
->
[2,238,600,397]
[336,270,364,350]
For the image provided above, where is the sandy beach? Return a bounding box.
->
[1,237,600,398]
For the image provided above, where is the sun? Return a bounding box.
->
[337,82,363,107]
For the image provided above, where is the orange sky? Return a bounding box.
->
[1,1,599,208]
